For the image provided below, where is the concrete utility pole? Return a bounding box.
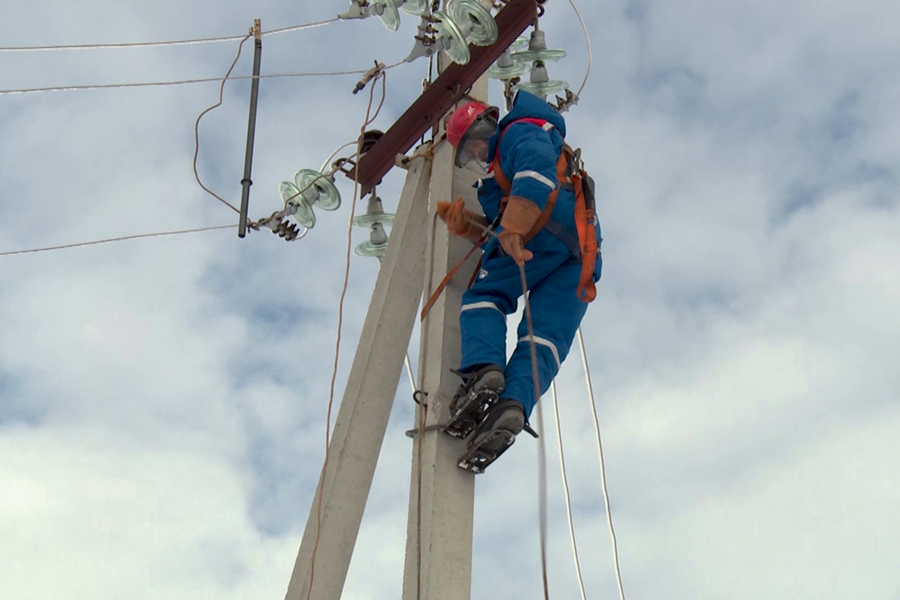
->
[283,77,486,600]
[284,151,433,600]
[283,2,535,597]
[400,77,488,600]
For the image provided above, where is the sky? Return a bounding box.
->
[1,1,899,599]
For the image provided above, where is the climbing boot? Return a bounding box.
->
[457,399,526,474]
[444,365,505,439]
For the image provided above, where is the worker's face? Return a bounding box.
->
[457,138,489,171]
[454,114,496,173]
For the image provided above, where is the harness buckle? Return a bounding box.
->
[570,147,584,173]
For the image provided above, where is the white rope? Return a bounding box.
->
[320,141,360,173]
[404,353,417,395]
[520,275,551,600]
[533,383,551,600]
[576,327,625,600]
[550,380,588,600]
[565,0,593,100]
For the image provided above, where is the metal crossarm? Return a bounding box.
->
[350,0,537,196]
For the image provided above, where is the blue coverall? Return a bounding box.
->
[459,91,602,419]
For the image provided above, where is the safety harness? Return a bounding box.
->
[490,118,598,303]
[420,118,598,321]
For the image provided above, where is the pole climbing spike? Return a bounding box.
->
[457,429,516,474]
[443,365,504,439]
[456,400,539,473]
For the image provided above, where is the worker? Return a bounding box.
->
[437,90,602,471]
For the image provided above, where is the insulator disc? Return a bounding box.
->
[450,0,498,47]
[508,35,529,53]
[513,79,569,98]
[358,129,384,155]
[434,11,470,65]
[354,240,389,258]
[373,0,401,31]
[293,169,342,211]
[353,212,396,228]
[280,181,316,229]
[399,0,428,15]
[488,61,530,80]
[511,48,568,63]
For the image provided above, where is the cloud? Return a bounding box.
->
[2,1,900,599]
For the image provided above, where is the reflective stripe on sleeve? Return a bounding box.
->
[513,170,557,190]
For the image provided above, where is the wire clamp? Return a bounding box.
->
[339,0,381,21]
[551,89,579,113]
[353,61,386,94]
[248,209,302,241]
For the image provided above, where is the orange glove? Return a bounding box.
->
[437,198,487,243]
[437,197,473,236]
[498,196,542,265]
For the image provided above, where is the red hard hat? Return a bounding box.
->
[447,101,498,148]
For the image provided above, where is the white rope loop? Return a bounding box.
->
[577,327,626,600]
[550,381,588,600]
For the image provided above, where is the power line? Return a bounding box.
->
[261,19,340,37]
[0,225,236,258]
[0,69,379,96]
[0,17,339,53]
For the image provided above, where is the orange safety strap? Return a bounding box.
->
[495,142,598,303]
[420,243,482,321]
[490,150,569,244]
[422,120,598,321]
[572,172,598,303]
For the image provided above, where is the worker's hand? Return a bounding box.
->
[437,197,475,237]
[498,196,541,265]
[499,231,534,265]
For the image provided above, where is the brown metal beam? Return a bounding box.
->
[351,0,537,196]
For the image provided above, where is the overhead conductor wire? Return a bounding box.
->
[307,70,388,600]
[577,328,625,600]
[0,225,235,258]
[0,17,339,52]
[0,53,405,96]
[0,69,395,97]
